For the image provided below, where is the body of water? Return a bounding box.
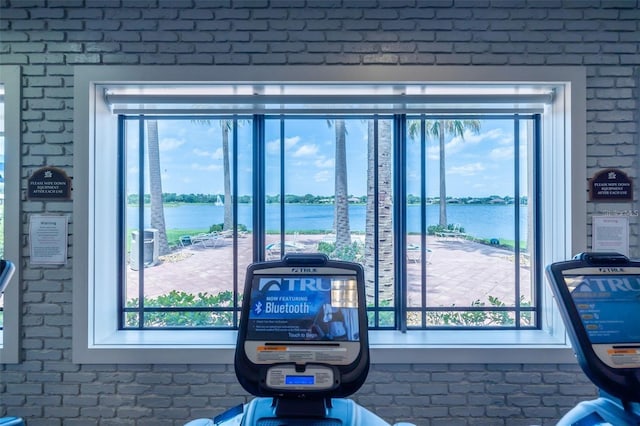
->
[127,203,527,241]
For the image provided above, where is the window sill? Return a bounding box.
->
[73,329,576,365]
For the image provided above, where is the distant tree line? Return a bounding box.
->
[127,193,526,205]
[127,193,366,205]
[406,195,528,205]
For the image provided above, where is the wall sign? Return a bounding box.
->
[589,168,633,202]
[28,166,72,200]
[29,214,69,265]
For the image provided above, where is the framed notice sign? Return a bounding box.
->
[28,166,72,200]
[590,169,633,202]
[592,215,629,257]
[29,215,68,265]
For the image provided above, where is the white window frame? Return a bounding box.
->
[0,65,22,364]
[73,65,586,364]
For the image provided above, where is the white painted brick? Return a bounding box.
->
[0,2,637,425]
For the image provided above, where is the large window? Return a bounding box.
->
[73,66,586,364]
[117,111,538,331]
[0,65,20,363]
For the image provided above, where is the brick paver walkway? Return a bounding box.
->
[127,234,531,308]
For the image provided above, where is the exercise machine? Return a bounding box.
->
[546,252,640,425]
[0,259,25,426]
[0,259,15,293]
[186,253,413,426]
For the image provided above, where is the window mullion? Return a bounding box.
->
[279,117,285,258]
[420,116,428,326]
[117,115,126,330]
[253,115,266,262]
[137,117,146,329]
[533,114,543,329]
[232,117,239,327]
[394,114,408,332]
[514,117,522,328]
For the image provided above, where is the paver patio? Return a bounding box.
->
[127,234,531,309]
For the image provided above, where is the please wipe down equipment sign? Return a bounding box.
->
[28,166,72,200]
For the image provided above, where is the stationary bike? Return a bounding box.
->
[546,252,640,425]
[186,253,414,426]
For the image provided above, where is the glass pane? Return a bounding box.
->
[265,117,395,326]
[265,117,369,262]
[264,118,282,257]
[123,118,252,328]
[406,117,533,326]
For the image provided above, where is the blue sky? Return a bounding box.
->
[127,118,527,198]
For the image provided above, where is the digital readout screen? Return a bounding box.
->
[566,274,640,344]
[285,375,315,385]
[247,276,360,341]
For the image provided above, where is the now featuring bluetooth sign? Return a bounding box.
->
[246,275,360,342]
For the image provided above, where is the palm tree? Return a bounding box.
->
[219,120,233,231]
[330,119,351,252]
[409,119,481,227]
[365,119,394,305]
[146,120,170,255]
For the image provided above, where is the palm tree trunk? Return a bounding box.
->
[438,120,447,227]
[365,120,393,305]
[334,119,351,251]
[146,120,170,255]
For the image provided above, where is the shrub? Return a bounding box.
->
[317,240,363,263]
[126,290,238,327]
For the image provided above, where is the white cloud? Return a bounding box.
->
[159,137,185,151]
[191,163,222,171]
[266,136,301,154]
[489,146,514,160]
[314,157,334,168]
[211,147,224,160]
[449,162,485,176]
[293,144,319,158]
[446,128,505,153]
[192,147,223,160]
[285,136,300,150]
[193,148,212,157]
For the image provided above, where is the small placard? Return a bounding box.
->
[28,166,72,200]
[590,169,633,202]
[29,214,68,265]
[592,215,629,256]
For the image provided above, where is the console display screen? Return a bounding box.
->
[566,275,640,344]
[285,375,315,385]
[246,275,360,342]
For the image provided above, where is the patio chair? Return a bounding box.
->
[191,232,221,248]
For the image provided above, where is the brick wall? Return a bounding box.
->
[1,0,639,424]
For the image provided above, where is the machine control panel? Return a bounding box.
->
[546,252,640,402]
[265,364,337,391]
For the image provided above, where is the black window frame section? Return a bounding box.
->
[401,114,541,331]
[119,114,251,331]
[118,113,541,331]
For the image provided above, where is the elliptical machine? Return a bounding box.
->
[546,252,640,425]
[186,253,413,426]
[0,259,15,293]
